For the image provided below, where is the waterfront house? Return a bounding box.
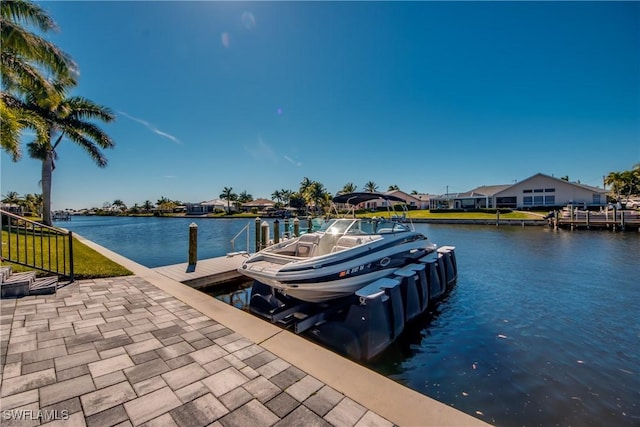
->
[429,173,607,210]
[186,199,228,215]
[241,199,276,214]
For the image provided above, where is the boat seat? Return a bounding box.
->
[331,235,363,252]
[296,243,316,257]
[296,234,320,257]
[331,234,383,252]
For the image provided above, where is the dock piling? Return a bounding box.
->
[188,223,198,266]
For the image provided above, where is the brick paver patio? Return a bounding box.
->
[0,276,394,427]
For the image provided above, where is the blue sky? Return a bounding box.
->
[2,1,639,210]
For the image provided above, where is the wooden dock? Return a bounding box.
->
[555,210,640,231]
[151,252,250,289]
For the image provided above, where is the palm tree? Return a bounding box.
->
[156,196,175,215]
[280,189,293,207]
[299,177,313,195]
[387,185,400,191]
[238,191,253,203]
[1,0,77,160]
[112,199,126,212]
[1,191,21,204]
[142,200,154,213]
[26,91,115,225]
[271,189,282,205]
[220,187,237,213]
[605,171,624,201]
[364,181,378,193]
[340,182,357,194]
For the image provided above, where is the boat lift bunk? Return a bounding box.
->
[248,246,458,361]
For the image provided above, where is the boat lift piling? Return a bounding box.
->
[248,246,458,361]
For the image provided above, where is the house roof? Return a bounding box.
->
[200,199,226,206]
[242,199,275,207]
[384,190,422,203]
[458,184,512,198]
[495,173,605,195]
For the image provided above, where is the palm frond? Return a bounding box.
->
[0,0,58,32]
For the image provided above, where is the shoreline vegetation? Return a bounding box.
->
[52,209,548,221]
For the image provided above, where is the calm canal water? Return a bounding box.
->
[56,216,640,427]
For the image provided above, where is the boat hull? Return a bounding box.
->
[239,234,435,303]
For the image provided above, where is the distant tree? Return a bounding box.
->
[238,191,253,203]
[340,182,357,194]
[1,191,21,205]
[411,190,418,195]
[605,171,624,201]
[24,193,41,214]
[271,189,282,205]
[388,185,400,191]
[289,193,307,211]
[220,187,237,213]
[280,189,293,207]
[156,196,175,215]
[560,176,569,181]
[142,200,154,213]
[364,181,378,192]
[112,199,126,212]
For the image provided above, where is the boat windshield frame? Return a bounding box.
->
[320,218,410,235]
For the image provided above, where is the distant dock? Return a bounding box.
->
[554,209,640,231]
[151,253,248,288]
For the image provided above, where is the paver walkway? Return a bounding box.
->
[0,276,393,427]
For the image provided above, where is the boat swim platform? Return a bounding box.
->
[151,252,249,289]
[27,232,491,426]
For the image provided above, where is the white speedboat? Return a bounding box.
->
[238,192,437,303]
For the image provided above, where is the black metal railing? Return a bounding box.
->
[1,209,74,281]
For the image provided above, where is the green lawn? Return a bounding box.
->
[2,230,132,279]
[405,210,545,220]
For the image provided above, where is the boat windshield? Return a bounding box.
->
[319,218,409,236]
[321,219,354,235]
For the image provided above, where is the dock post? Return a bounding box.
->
[274,220,280,244]
[188,223,197,266]
[621,210,625,231]
[496,210,500,227]
[293,217,300,237]
[554,210,558,230]
[261,221,270,249]
[255,217,261,251]
[307,216,313,233]
[284,218,289,238]
[586,210,590,229]
[570,206,575,230]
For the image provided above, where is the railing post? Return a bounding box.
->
[68,231,75,282]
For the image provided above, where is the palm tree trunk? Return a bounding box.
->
[41,149,54,226]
